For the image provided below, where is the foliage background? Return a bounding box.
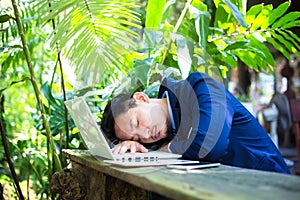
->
[0,0,299,199]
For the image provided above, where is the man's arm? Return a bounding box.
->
[169,72,233,160]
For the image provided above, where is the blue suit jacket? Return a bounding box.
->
[158,72,290,174]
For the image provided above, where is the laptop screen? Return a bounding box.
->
[65,97,114,160]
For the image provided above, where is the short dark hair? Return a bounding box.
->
[100,94,137,143]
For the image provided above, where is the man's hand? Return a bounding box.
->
[112,140,148,154]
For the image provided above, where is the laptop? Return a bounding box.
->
[64,96,186,167]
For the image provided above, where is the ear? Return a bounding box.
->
[132,92,149,103]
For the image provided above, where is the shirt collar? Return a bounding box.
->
[162,91,176,131]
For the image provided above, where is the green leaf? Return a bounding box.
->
[222,51,237,68]
[0,14,11,23]
[267,1,290,27]
[196,13,210,49]
[214,3,230,28]
[179,18,199,42]
[272,11,300,29]
[41,82,61,110]
[281,20,300,29]
[175,35,193,78]
[223,0,248,28]
[277,30,300,53]
[133,59,151,86]
[251,5,272,30]
[247,35,274,66]
[265,34,290,60]
[191,6,210,49]
[161,0,176,27]
[0,77,30,94]
[145,0,167,29]
[233,43,275,71]
[246,4,263,25]
[284,29,300,44]
[235,50,258,70]
[191,0,208,11]
[270,31,299,55]
[224,41,249,51]
[248,46,267,60]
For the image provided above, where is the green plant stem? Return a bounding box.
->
[0,96,24,200]
[160,0,193,65]
[58,54,70,149]
[49,2,70,150]
[53,31,69,150]
[10,0,62,175]
[49,2,69,150]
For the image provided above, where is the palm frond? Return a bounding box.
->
[36,0,142,85]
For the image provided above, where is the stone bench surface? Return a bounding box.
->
[62,149,300,200]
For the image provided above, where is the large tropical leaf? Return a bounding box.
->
[145,0,167,29]
[189,4,210,50]
[36,0,142,85]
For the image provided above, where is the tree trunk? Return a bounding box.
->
[237,60,251,96]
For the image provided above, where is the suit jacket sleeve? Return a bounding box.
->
[170,72,234,161]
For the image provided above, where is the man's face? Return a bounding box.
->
[114,100,168,143]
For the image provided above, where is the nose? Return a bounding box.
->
[137,127,151,139]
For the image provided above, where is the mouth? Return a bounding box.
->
[151,126,159,140]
